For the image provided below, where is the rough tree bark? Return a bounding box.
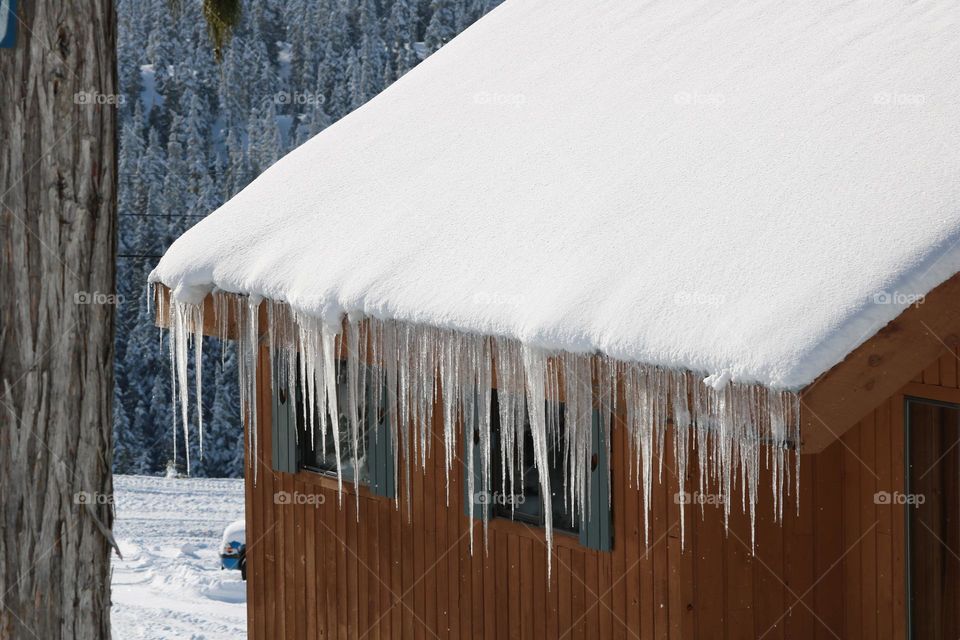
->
[0,2,117,638]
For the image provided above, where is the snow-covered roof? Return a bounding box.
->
[152,0,960,391]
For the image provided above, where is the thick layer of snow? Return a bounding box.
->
[151,0,960,390]
[221,519,245,547]
[112,475,246,639]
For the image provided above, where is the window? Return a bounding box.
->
[271,358,395,498]
[906,397,960,639]
[297,362,370,483]
[490,392,580,534]
[464,390,612,550]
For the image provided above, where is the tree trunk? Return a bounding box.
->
[0,2,117,638]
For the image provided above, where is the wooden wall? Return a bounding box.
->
[243,347,960,639]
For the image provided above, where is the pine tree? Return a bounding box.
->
[195,170,223,218]
[139,127,167,254]
[112,385,136,474]
[386,0,420,79]
[219,42,249,130]
[248,101,282,174]
[244,28,274,110]
[225,124,252,196]
[135,350,176,474]
[146,13,178,109]
[118,103,145,254]
[201,351,245,477]
[162,120,189,238]
[395,43,421,79]
[317,0,352,117]
[346,48,363,110]
[425,0,458,53]
[135,126,162,215]
[356,0,387,106]
[295,95,332,147]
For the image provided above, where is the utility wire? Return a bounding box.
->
[119,213,207,218]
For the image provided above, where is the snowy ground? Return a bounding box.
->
[111,474,247,639]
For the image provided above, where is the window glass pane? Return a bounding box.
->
[297,361,370,483]
[495,425,542,525]
[491,391,579,534]
[548,445,579,533]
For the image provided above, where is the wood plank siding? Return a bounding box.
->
[243,346,960,639]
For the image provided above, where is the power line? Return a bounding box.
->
[119,213,208,218]
[117,253,164,259]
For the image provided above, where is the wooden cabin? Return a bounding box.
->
[149,2,960,638]
[156,272,960,639]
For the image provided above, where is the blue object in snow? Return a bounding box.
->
[0,0,17,49]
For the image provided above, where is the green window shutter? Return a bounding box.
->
[367,376,395,498]
[580,408,612,551]
[271,358,298,474]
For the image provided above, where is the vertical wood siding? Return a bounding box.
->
[243,347,960,638]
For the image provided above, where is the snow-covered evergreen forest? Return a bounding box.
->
[114,0,501,477]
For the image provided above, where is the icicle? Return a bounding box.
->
[494,338,524,515]
[671,371,690,549]
[214,291,230,365]
[523,345,553,578]
[160,290,803,577]
[441,329,458,506]
[167,302,178,471]
[464,364,478,555]
[320,322,343,500]
[246,297,262,483]
[381,320,408,518]
[295,313,320,452]
[174,303,191,474]
[477,335,494,551]
[562,354,592,529]
[624,363,655,545]
[597,356,615,513]
[193,305,205,460]
[347,315,362,515]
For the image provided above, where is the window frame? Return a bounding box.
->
[270,356,395,499]
[463,388,613,551]
[489,393,581,535]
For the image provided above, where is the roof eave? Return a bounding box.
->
[800,271,960,453]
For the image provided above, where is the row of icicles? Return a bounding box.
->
[157,289,800,577]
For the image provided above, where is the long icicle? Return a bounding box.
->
[523,345,553,579]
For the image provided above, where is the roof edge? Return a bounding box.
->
[800,270,960,453]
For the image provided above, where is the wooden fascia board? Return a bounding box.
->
[800,272,960,453]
